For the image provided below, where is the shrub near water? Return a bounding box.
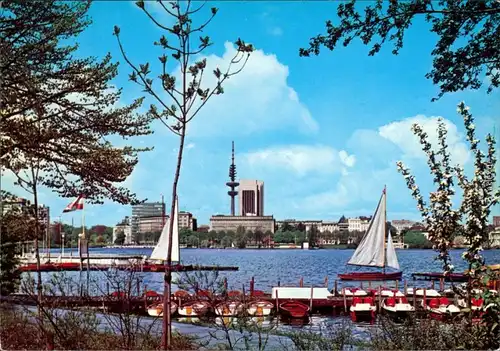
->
[0,306,196,350]
[370,315,499,350]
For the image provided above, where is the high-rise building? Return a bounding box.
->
[238,179,264,216]
[493,216,500,228]
[131,202,165,241]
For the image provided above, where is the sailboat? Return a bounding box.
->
[143,196,180,271]
[338,187,402,281]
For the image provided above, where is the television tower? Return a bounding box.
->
[226,141,239,216]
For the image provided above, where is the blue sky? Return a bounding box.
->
[5,1,499,227]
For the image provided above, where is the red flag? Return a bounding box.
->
[63,195,84,213]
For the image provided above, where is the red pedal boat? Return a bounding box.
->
[279,301,310,319]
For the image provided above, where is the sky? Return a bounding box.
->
[4,1,499,227]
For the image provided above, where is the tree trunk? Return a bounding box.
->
[32,178,44,332]
[162,125,186,350]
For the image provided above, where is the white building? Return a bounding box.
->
[319,221,339,233]
[392,219,416,234]
[113,217,132,245]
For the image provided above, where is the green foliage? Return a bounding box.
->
[0,214,21,295]
[300,0,500,100]
[404,231,433,249]
[114,232,125,246]
[1,0,152,205]
[273,230,305,244]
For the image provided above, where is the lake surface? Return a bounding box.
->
[41,247,500,292]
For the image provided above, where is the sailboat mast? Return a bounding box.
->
[383,185,387,273]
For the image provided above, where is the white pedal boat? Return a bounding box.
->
[147,301,178,317]
[423,297,460,320]
[382,296,415,319]
[350,296,376,323]
[215,301,244,317]
[247,300,274,317]
[178,300,210,317]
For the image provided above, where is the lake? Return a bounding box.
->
[41,247,500,292]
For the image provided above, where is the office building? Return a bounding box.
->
[131,202,165,240]
[209,215,275,233]
[239,179,264,216]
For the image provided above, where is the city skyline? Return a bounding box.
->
[1,1,498,227]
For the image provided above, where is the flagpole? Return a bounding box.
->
[82,197,85,239]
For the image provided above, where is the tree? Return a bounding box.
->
[299,0,500,100]
[221,236,232,248]
[114,232,126,246]
[398,102,500,341]
[280,221,294,232]
[397,116,463,272]
[308,225,319,248]
[114,1,254,346]
[1,1,152,204]
[296,222,306,232]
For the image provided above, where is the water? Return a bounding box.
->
[40,247,500,292]
[23,248,500,335]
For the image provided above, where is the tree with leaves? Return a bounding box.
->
[114,231,126,246]
[114,0,254,347]
[2,1,153,329]
[300,0,500,100]
[398,102,499,344]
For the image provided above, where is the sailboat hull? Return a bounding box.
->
[339,271,402,281]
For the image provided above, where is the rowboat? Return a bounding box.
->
[247,300,274,317]
[279,301,310,319]
[147,301,178,317]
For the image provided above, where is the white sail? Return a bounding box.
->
[347,190,386,267]
[385,232,400,270]
[150,197,180,262]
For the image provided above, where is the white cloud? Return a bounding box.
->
[183,42,318,136]
[378,115,470,166]
[268,26,283,36]
[338,150,356,167]
[186,142,195,149]
[241,144,355,177]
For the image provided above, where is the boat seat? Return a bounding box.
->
[472,298,483,307]
[174,290,191,298]
[228,290,242,297]
[197,290,211,297]
[144,290,159,297]
[429,299,440,308]
[386,297,396,307]
[353,297,363,306]
[439,297,450,306]
[400,297,408,303]
[364,297,375,306]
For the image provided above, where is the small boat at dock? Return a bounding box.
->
[215,301,244,317]
[279,300,310,319]
[178,300,210,317]
[423,297,460,321]
[147,301,178,317]
[350,296,376,323]
[247,300,274,317]
[382,296,415,320]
